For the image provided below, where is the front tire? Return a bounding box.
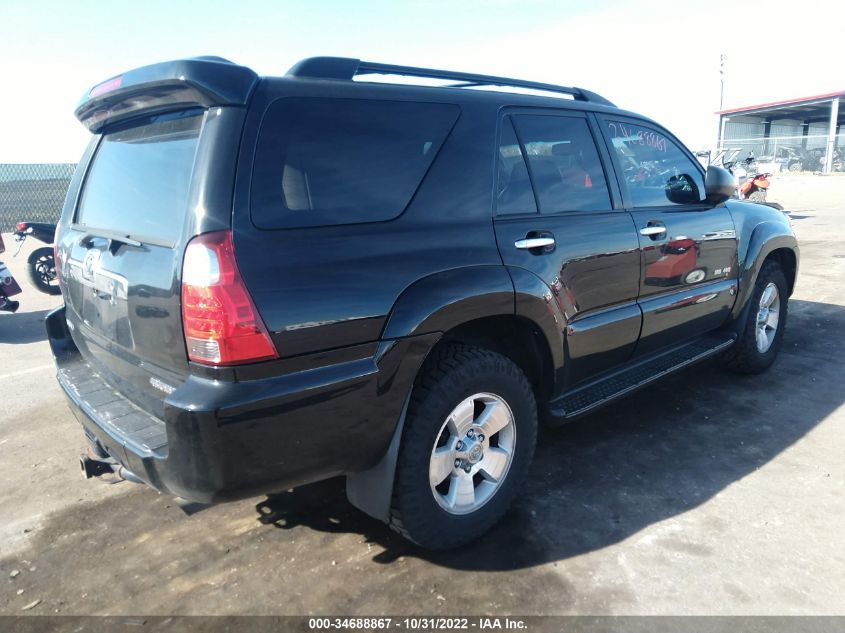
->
[389,344,537,550]
[722,261,788,374]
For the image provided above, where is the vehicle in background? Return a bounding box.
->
[817,148,844,173]
[0,234,22,313]
[757,145,810,172]
[805,147,827,172]
[14,222,60,295]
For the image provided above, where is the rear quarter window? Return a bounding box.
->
[250,98,460,229]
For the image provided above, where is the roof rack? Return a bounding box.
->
[286,57,615,107]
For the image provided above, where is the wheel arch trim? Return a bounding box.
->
[380,265,515,340]
[729,222,798,325]
[350,265,562,521]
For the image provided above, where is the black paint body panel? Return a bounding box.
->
[51,57,799,504]
[49,305,439,502]
[495,211,642,387]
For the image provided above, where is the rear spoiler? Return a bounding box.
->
[75,57,258,133]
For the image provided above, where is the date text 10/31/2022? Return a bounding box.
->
[307,617,528,630]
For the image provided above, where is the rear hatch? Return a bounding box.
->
[62,111,202,416]
[58,58,257,417]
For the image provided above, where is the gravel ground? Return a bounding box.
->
[1,174,844,616]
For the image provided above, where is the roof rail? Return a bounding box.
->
[286,57,615,107]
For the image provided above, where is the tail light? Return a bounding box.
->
[181,231,278,366]
[15,222,27,233]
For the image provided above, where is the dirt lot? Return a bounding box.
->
[1,174,844,616]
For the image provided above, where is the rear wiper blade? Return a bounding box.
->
[77,227,142,248]
[72,223,176,249]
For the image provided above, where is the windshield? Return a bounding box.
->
[76,111,203,245]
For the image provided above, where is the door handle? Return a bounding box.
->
[515,237,555,250]
[639,226,667,237]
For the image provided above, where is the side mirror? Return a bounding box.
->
[705,165,736,204]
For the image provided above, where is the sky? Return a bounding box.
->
[2,0,844,163]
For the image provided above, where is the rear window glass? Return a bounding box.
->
[76,111,202,244]
[251,98,459,229]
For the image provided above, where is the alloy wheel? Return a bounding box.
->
[755,282,780,353]
[428,392,516,515]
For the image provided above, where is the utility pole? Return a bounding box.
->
[717,54,727,152]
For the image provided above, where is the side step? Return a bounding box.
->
[547,332,736,421]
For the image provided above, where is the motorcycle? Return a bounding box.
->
[739,152,758,176]
[819,149,844,173]
[13,222,60,295]
[739,171,772,203]
[0,233,23,313]
[712,149,758,194]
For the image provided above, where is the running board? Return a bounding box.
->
[547,333,736,421]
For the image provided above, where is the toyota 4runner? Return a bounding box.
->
[48,56,798,549]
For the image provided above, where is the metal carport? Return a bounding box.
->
[717,91,843,173]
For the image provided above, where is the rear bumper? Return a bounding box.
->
[47,305,436,503]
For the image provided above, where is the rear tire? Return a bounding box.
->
[27,247,60,295]
[722,261,788,374]
[388,344,537,550]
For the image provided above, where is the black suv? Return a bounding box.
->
[49,56,798,550]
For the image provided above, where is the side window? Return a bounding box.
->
[511,115,612,213]
[496,116,537,214]
[605,120,704,207]
[251,98,459,229]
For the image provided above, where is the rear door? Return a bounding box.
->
[598,116,739,356]
[60,110,206,415]
[493,110,641,388]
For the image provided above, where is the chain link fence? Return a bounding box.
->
[0,163,76,232]
[717,132,845,173]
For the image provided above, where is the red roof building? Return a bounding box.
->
[717,91,843,173]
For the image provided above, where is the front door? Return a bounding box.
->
[493,111,641,389]
[599,117,739,356]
